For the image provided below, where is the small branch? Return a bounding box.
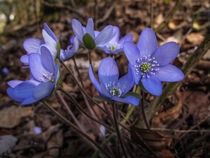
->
[155,0,182,33]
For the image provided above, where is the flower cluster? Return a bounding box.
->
[7,18,184,106]
[7,24,60,105]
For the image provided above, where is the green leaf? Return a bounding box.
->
[83,33,96,49]
[163,0,169,4]
[93,96,112,103]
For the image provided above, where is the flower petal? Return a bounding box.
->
[111,96,139,106]
[7,88,23,102]
[21,97,38,105]
[13,81,36,99]
[40,46,55,73]
[29,53,50,82]
[130,64,141,85]
[98,57,119,85]
[155,64,184,82]
[117,65,134,96]
[119,33,133,45]
[109,26,120,43]
[153,42,180,66]
[8,80,23,88]
[86,18,95,39]
[72,19,84,42]
[141,76,162,96]
[33,82,54,100]
[89,65,103,95]
[95,25,113,46]
[123,42,140,65]
[20,55,29,65]
[23,38,42,54]
[43,23,58,42]
[137,28,157,57]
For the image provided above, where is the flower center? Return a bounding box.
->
[41,72,54,82]
[140,63,151,72]
[110,87,119,96]
[110,46,115,51]
[134,55,160,78]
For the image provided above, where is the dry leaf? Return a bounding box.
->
[0,106,33,128]
[186,33,204,45]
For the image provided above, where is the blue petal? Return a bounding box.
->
[7,88,23,102]
[42,28,57,51]
[95,25,113,46]
[20,55,29,65]
[33,82,54,100]
[13,81,36,99]
[155,64,184,82]
[72,19,84,42]
[141,76,162,96]
[119,33,133,45]
[41,43,57,59]
[43,23,58,42]
[88,65,103,95]
[21,97,38,105]
[40,46,55,73]
[86,18,95,38]
[98,57,119,86]
[123,42,140,65]
[129,64,141,85]
[29,53,50,82]
[8,80,23,88]
[109,26,120,43]
[111,96,139,106]
[23,38,42,54]
[137,28,157,57]
[117,65,134,96]
[152,42,180,66]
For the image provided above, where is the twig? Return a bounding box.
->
[155,0,182,33]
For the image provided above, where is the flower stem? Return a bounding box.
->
[42,101,111,158]
[140,90,150,129]
[112,102,128,158]
[59,58,106,113]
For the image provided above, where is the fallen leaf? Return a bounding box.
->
[0,106,33,128]
[0,135,17,154]
[186,33,204,45]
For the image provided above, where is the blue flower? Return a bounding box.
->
[60,36,79,61]
[124,28,184,96]
[20,23,58,65]
[7,46,60,105]
[89,57,139,106]
[72,18,113,49]
[98,26,133,54]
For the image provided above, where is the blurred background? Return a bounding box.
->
[0,0,209,157]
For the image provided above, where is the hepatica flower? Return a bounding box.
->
[60,36,79,61]
[89,57,139,106]
[7,46,60,105]
[124,28,184,96]
[99,26,133,54]
[20,23,58,65]
[72,18,113,49]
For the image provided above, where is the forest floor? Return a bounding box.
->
[0,0,209,157]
